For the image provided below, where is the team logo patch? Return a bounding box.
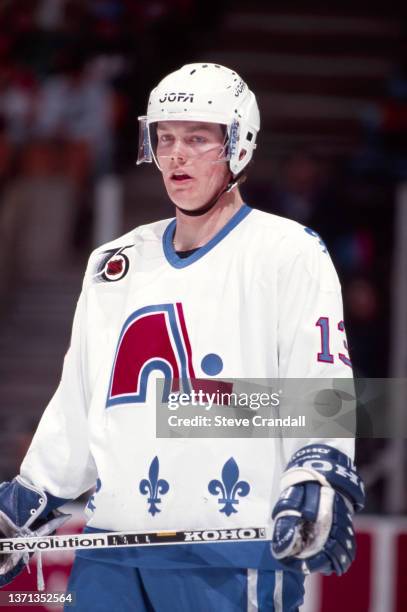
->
[106,303,197,407]
[94,246,132,283]
[106,302,230,408]
[104,254,127,281]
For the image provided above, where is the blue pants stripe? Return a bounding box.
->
[65,556,305,611]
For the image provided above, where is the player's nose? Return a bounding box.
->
[169,139,188,162]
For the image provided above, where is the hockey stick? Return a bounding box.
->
[0,526,271,554]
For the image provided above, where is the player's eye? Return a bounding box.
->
[189,135,207,144]
[157,134,174,145]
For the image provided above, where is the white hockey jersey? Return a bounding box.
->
[20,204,354,569]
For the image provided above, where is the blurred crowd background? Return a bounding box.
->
[0,0,406,518]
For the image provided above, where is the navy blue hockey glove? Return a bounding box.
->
[0,477,70,588]
[271,445,365,576]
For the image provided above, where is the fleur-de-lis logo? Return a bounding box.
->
[139,456,169,516]
[208,457,250,516]
[87,478,102,512]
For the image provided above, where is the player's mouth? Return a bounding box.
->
[170,172,193,183]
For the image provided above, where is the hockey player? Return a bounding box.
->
[0,64,364,611]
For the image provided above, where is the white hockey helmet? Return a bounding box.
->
[137,63,260,175]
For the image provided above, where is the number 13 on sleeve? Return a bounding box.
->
[316,317,352,367]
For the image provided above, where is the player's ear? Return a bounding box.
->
[239,149,247,161]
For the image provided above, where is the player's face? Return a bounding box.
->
[155,121,231,211]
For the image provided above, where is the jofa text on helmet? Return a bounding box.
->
[159,92,194,103]
[235,80,246,97]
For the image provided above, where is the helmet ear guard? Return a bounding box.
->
[137,63,260,176]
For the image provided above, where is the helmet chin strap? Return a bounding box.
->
[174,173,243,217]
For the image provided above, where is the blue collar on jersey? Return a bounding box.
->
[162,204,252,269]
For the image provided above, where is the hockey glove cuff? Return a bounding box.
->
[0,476,71,588]
[271,444,365,576]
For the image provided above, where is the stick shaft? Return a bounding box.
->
[0,526,271,554]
